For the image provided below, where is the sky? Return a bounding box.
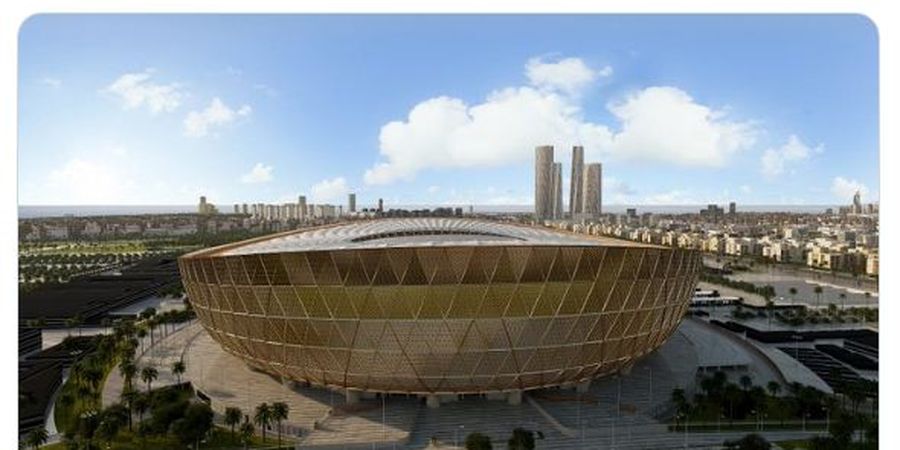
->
[18,14,879,207]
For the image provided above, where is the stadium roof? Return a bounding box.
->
[216,218,659,256]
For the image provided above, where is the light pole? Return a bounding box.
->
[455,424,464,448]
[382,393,386,444]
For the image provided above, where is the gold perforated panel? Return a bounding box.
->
[180,243,700,394]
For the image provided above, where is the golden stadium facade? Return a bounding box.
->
[179,218,700,396]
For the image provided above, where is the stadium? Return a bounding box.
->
[178,218,700,399]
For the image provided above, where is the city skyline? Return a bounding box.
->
[19,14,878,207]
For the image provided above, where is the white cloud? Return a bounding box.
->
[40,77,61,89]
[364,56,756,185]
[183,98,252,137]
[760,135,822,178]
[831,177,869,201]
[607,87,756,166]
[310,177,350,203]
[427,185,441,194]
[45,159,136,204]
[240,163,273,184]
[525,56,602,95]
[103,69,183,114]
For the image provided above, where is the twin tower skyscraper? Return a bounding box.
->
[535,145,602,221]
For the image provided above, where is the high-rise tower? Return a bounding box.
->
[570,145,584,217]
[552,162,563,219]
[348,193,357,213]
[583,163,602,218]
[534,145,554,220]
[298,196,307,220]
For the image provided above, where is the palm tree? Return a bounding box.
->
[254,403,272,444]
[25,427,48,450]
[172,360,186,386]
[119,360,137,390]
[121,386,137,431]
[140,366,158,393]
[814,285,824,308]
[838,292,847,311]
[240,421,255,450]
[272,402,289,447]
[133,393,150,424]
[788,287,798,307]
[739,374,753,392]
[225,407,243,442]
[136,328,147,354]
[766,381,781,398]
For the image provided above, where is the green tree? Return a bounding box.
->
[507,427,535,450]
[119,360,137,390]
[788,287,798,306]
[254,402,272,443]
[240,421,255,450]
[140,366,158,393]
[24,427,48,450]
[224,407,243,442]
[814,285,824,307]
[766,381,781,398]
[171,403,214,450]
[172,359,186,386]
[723,433,771,450]
[271,401,289,447]
[740,375,753,392]
[464,432,493,450]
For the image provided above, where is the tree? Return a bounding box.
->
[507,428,535,450]
[224,407,243,442]
[814,285,824,308]
[739,375,753,392]
[140,366,158,393]
[172,360,186,386]
[254,402,272,443]
[723,433,771,450]
[271,401,289,447]
[24,427,48,450]
[119,360,137,390]
[136,328,147,354]
[133,393,150,424]
[838,292,847,311]
[172,403,214,450]
[240,421,255,450]
[464,432,492,450]
[766,381,781,398]
[788,287,798,306]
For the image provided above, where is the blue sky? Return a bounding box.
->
[18,14,879,207]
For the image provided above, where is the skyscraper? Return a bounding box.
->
[569,145,584,217]
[552,162,563,219]
[534,145,554,220]
[378,198,384,213]
[198,196,208,214]
[298,196,307,220]
[583,163,602,218]
[852,190,862,214]
[348,193,357,213]
[729,202,736,215]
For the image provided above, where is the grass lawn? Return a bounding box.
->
[42,426,293,449]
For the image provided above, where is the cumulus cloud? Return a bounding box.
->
[607,87,756,166]
[760,135,822,178]
[240,163,273,184]
[103,69,184,114]
[310,177,350,203]
[183,97,252,137]
[831,177,869,201]
[364,56,757,185]
[525,56,603,95]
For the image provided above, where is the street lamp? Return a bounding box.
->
[455,424,464,448]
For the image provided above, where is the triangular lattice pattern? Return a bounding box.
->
[180,245,700,394]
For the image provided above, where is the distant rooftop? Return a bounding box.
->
[216,218,659,256]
